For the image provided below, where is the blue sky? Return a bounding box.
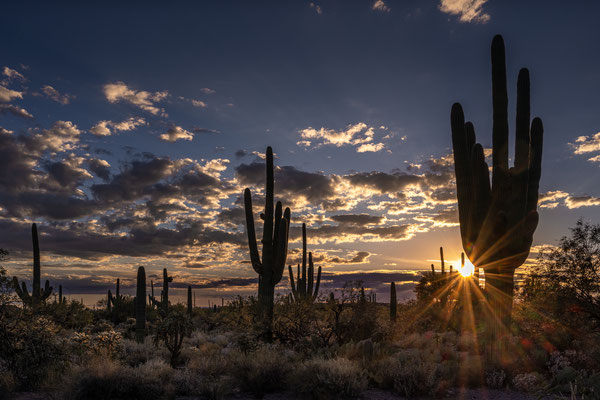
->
[1,1,599,304]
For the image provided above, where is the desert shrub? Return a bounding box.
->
[485,369,507,388]
[0,369,16,399]
[121,337,168,366]
[512,372,545,392]
[70,329,123,361]
[232,346,293,396]
[173,353,234,400]
[293,357,367,399]
[0,314,68,390]
[370,349,457,397]
[65,357,174,400]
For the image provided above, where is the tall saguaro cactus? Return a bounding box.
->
[390,282,397,322]
[244,146,291,336]
[135,266,146,343]
[289,223,321,303]
[451,35,543,329]
[187,286,192,315]
[13,223,53,308]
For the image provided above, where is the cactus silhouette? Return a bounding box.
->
[149,268,173,314]
[289,223,321,303]
[244,146,291,337]
[58,284,63,304]
[451,35,543,328]
[107,278,125,314]
[390,282,397,322]
[13,223,52,308]
[135,266,146,343]
[187,286,192,315]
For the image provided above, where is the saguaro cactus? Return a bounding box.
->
[451,35,543,328]
[244,146,291,335]
[135,266,146,343]
[289,223,321,303]
[390,282,397,322]
[13,223,52,308]
[58,284,63,304]
[149,268,173,314]
[187,286,192,315]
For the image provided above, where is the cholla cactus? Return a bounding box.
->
[244,146,291,336]
[289,223,321,303]
[13,223,52,308]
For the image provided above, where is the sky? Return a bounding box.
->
[1,0,599,305]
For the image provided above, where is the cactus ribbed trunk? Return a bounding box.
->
[390,282,397,322]
[32,224,41,308]
[289,223,321,303]
[187,286,192,315]
[135,266,146,343]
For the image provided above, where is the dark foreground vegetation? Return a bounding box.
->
[0,219,599,399]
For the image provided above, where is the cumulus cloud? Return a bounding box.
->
[103,81,168,116]
[571,132,600,164]
[372,0,390,12]
[200,88,215,94]
[439,0,490,23]
[191,99,207,108]
[298,123,388,153]
[0,85,23,102]
[35,85,73,104]
[160,126,194,142]
[90,117,146,136]
[0,104,33,118]
[539,190,600,209]
[2,66,26,83]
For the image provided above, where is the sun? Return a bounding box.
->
[459,255,475,277]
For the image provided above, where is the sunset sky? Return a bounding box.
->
[1,1,599,305]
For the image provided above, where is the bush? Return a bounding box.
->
[512,372,545,392]
[64,357,174,400]
[293,357,367,399]
[232,346,293,396]
[173,353,234,400]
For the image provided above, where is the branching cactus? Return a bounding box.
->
[149,268,173,314]
[244,146,291,335]
[451,35,543,327]
[289,223,321,303]
[108,278,125,313]
[135,266,146,343]
[13,223,52,308]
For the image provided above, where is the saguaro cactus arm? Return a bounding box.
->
[244,188,263,274]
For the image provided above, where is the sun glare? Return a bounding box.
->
[460,257,474,277]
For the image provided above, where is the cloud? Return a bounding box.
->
[565,195,600,208]
[438,0,490,23]
[160,126,194,142]
[372,0,390,12]
[309,2,322,15]
[38,85,73,104]
[539,190,600,209]
[330,214,383,226]
[2,67,26,83]
[103,82,168,116]
[572,132,600,164]
[0,85,23,102]
[193,127,220,134]
[0,104,33,118]
[299,123,386,153]
[200,88,215,94]
[90,117,146,136]
[357,142,385,153]
[23,121,82,154]
[191,99,207,108]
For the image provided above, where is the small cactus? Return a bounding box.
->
[289,223,321,303]
[149,268,173,314]
[13,223,52,308]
